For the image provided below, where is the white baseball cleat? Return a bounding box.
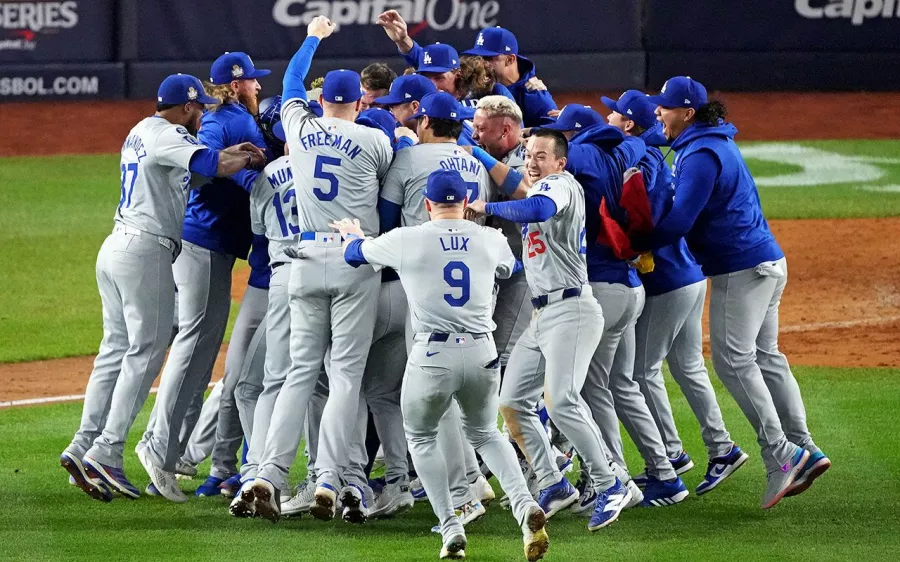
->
[310,483,338,521]
[174,459,197,480]
[250,478,280,523]
[470,474,495,506]
[439,533,467,560]
[340,484,369,524]
[229,479,256,518]
[369,479,415,519]
[522,504,550,561]
[625,479,644,508]
[282,477,316,517]
[137,446,186,503]
[456,500,486,526]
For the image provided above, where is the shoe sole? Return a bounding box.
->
[785,457,831,497]
[251,482,280,523]
[696,452,750,496]
[440,534,467,560]
[341,489,367,524]
[587,487,632,531]
[673,459,695,475]
[641,488,689,507]
[60,454,113,503]
[230,487,256,518]
[83,457,139,499]
[524,508,549,562]
[310,490,336,521]
[762,449,810,510]
[543,490,579,519]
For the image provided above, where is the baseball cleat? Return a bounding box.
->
[588,478,632,531]
[537,477,579,519]
[282,478,316,517]
[174,459,197,480]
[137,446,187,503]
[439,533,467,560]
[83,455,141,499]
[631,471,650,489]
[410,477,428,501]
[340,484,369,524]
[68,475,77,486]
[522,505,549,562]
[640,476,689,507]
[229,479,256,518]
[60,452,113,502]
[670,450,695,475]
[696,444,749,496]
[625,479,644,508]
[310,482,338,521]
[218,474,242,498]
[195,476,225,497]
[471,474,495,506]
[369,479,415,519]
[250,478,280,523]
[785,451,831,498]
[456,500,486,526]
[761,447,810,510]
[570,485,596,516]
[145,483,161,496]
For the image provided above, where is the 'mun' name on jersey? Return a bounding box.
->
[522,171,589,297]
[358,219,517,334]
[380,143,492,227]
[281,98,393,236]
[249,155,300,266]
[116,116,206,242]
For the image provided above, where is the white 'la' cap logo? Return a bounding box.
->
[477,33,484,45]
[661,80,668,93]
[423,52,432,65]
[405,93,411,98]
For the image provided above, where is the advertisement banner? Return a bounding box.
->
[0,62,124,100]
[0,1,116,63]
[135,0,641,61]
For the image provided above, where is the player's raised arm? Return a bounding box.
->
[283,15,335,102]
[377,10,416,60]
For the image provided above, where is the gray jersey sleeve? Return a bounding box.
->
[154,125,206,170]
[527,176,571,214]
[491,228,517,280]
[359,229,404,271]
[249,172,269,236]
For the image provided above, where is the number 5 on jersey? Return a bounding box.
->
[314,155,341,201]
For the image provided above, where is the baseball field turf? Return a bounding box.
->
[2,141,900,560]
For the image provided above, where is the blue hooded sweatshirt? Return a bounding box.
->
[637,121,783,276]
[181,102,267,258]
[636,125,705,296]
[566,124,646,287]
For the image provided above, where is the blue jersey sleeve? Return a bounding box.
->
[284,36,321,101]
[395,136,415,152]
[377,198,402,234]
[486,195,557,223]
[188,148,220,177]
[231,168,261,194]
[402,41,422,68]
[611,136,647,174]
[344,238,368,267]
[522,90,558,128]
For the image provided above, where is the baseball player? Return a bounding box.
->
[373,74,437,129]
[332,168,549,562]
[636,77,828,509]
[601,90,748,495]
[60,74,265,502]
[467,129,632,532]
[240,17,395,524]
[137,52,272,503]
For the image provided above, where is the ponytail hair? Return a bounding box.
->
[694,99,727,125]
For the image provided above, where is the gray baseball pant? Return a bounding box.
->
[500,289,616,493]
[256,238,379,492]
[67,227,176,468]
[709,258,820,473]
[180,379,223,467]
[634,280,733,460]
[403,333,538,542]
[493,271,532,368]
[234,316,267,444]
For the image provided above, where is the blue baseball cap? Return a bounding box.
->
[308,99,324,117]
[422,169,468,203]
[209,52,271,85]
[357,108,397,143]
[157,74,218,105]
[601,90,658,129]
[411,92,463,121]
[646,76,708,110]
[374,74,437,105]
[541,104,602,132]
[322,69,362,104]
[417,43,460,73]
[273,121,286,143]
[464,27,519,57]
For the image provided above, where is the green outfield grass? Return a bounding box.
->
[1,364,899,561]
[2,139,900,362]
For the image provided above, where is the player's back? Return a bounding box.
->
[397,220,515,334]
[283,105,392,236]
[117,116,203,242]
[248,155,299,266]
[382,142,491,227]
[523,171,588,297]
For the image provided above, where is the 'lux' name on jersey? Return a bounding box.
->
[440,235,470,252]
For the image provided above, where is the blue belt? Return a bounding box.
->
[531,287,582,309]
[300,232,340,241]
[428,332,489,342]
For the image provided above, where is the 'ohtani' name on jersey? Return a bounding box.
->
[121,134,147,161]
[299,130,363,160]
[439,157,482,176]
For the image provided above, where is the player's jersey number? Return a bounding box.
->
[465,182,478,203]
[273,189,300,237]
[118,163,138,209]
[313,155,341,201]
[443,261,470,307]
[526,231,547,259]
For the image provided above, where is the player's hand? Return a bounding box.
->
[308,15,335,39]
[395,127,418,144]
[546,108,562,118]
[329,218,365,240]
[225,142,266,169]
[378,10,413,52]
[466,199,487,217]
[526,77,548,92]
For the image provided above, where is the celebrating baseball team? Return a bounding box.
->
[59,11,832,561]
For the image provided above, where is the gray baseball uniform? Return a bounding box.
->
[634,280,734,460]
[65,117,202,469]
[498,172,616,493]
[355,219,540,542]
[255,98,393,493]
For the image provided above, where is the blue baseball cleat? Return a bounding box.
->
[696,444,749,495]
[641,475,689,507]
[60,452,113,502]
[537,476,579,519]
[218,474,242,498]
[785,451,831,497]
[588,478,631,531]
[669,450,694,475]
[83,455,141,499]
[195,476,225,497]
[762,447,809,510]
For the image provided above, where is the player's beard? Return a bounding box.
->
[240,91,260,117]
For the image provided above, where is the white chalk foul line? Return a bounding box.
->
[0,381,216,409]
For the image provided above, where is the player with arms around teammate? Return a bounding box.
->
[241,16,395,524]
[60,75,265,502]
[636,77,829,509]
[332,169,549,562]
[467,129,632,531]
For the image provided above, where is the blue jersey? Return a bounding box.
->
[181,102,267,258]
[566,124,646,287]
[636,127,705,297]
[247,233,270,290]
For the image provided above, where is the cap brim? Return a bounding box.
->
[645,94,677,108]
[600,96,620,113]
[246,69,271,79]
[462,46,502,57]
[417,65,456,74]
[197,94,219,105]
[373,93,406,105]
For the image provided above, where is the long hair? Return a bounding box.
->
[695,100,728,125]
[203,81,235,111]
[456,56,497,98]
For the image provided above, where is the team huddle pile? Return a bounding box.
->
[57,12,832,562]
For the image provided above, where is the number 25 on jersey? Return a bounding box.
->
[526,231,546,259]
